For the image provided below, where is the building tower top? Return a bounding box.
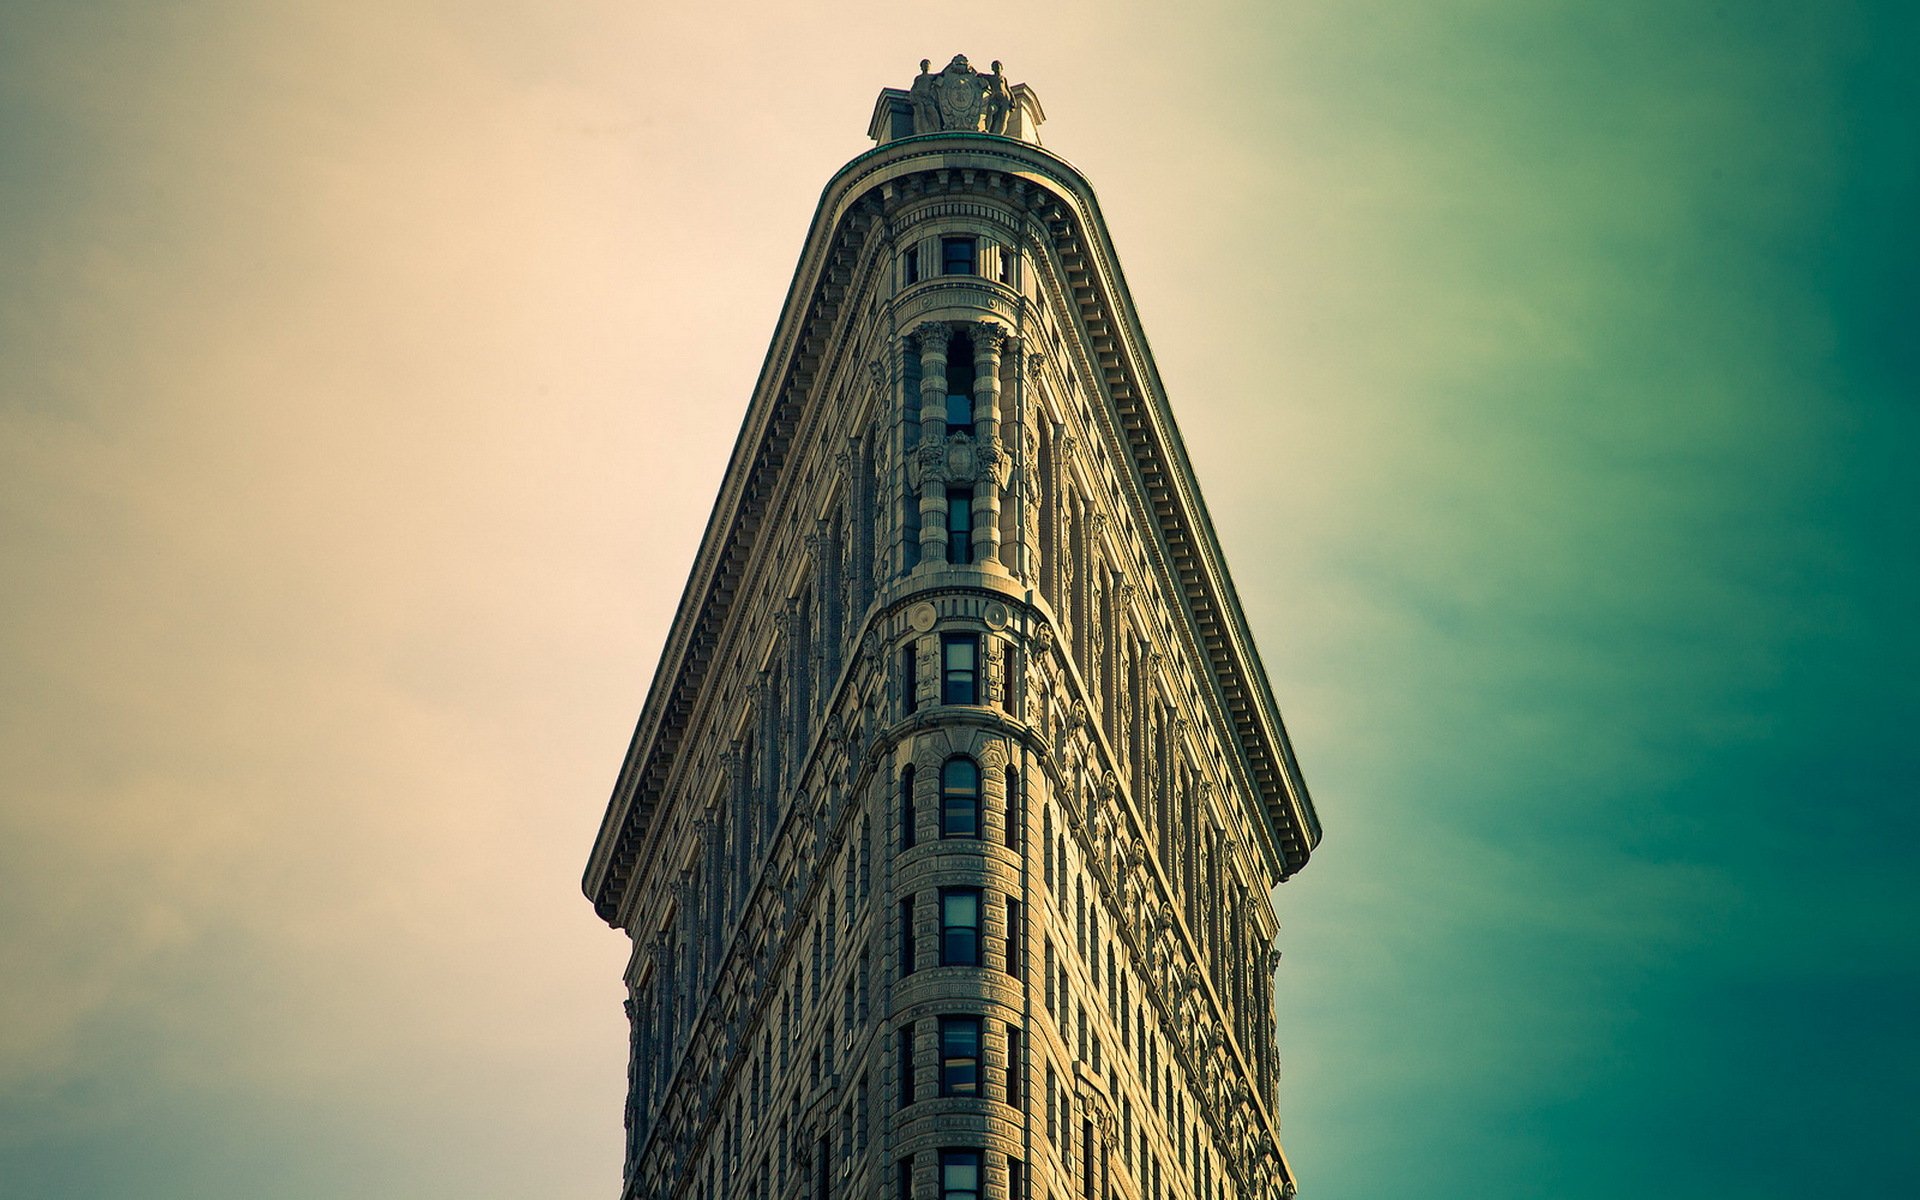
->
[868,54,1046,145]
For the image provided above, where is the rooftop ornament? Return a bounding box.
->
[869,55,1045,146]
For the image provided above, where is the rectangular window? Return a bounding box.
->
[940,1149,982,1200]
[898,1024,916,1107]
[942,634,977,704]
[901,765,917,849]
[900,898,916,975]
[1005,767,1021,849]
[1008,1155,1023,1200]
[945,392,973,432]
[942,237,976,276]
[905,246,921,285]
[940,888,982,966]
[940,757,981,837]
[946,491,973,565]
[903,645,918,715]
[1044,938,1055,1013]
[897,1156,914,1200]
[1006,899,1024,980]
[996,245,1013,285]
[938,1016,982,1097]
[1006,1025,1023,1105]
[1001,644,1018,719]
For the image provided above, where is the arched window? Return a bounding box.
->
[940,757,981,838]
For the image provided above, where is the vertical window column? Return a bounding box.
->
[912,322,952,565]
[969,323,1008,565]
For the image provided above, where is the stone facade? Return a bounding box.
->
[583,58,1323,1200]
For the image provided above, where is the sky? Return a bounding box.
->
[1,2,1914,1198]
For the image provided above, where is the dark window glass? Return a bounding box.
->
[940,757,980,837]
[942,237,976,276]
[1005,766,1021,849]
[942,636,977,704]
[1006,1025,1022,1105]
[899,898,916,975]
[945,392,972,430]
[938,1018,981,1097]
[940,888,982,966]
[946,492,973,564]
[1006,898,1023,980]
[898,1024,916,1107]
[901,765,916,849]
[904,246,920,284]
[903,645,918,715]
[996,246,1012,284]
[939,1149,981,1200]
[897,1156,913,1200]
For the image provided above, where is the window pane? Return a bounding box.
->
[942,757,978,793]
[942,636,976,702]
[939,1149,981,1200]
[942,237,976,275]
[939,1019,980,1096]
[945,393,971,429]
[941,757,980,837]
[945,493,973,565]
[941,890,981,966]
[941,793,978,837]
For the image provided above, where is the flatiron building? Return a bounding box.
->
[584,56,1324,1200]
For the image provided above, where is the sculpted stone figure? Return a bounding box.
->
[908,54,1018,134]
[909,59,939,132]
[985,61,1013,134]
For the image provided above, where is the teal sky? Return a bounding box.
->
[1,3,1913,1198]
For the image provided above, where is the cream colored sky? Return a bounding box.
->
[1,5,1333,1194]
[6,2,1910,1197]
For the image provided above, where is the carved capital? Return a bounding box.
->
[908,320,952,354]
[970,321,1009,355]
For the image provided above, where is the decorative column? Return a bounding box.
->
[911,321,952,565]
[971,322,1009,566]
[1018,394,1043,583]
[849,421,875,617]
[722,745,748,906]
[780,600,809,766]
[809,519,840,690]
